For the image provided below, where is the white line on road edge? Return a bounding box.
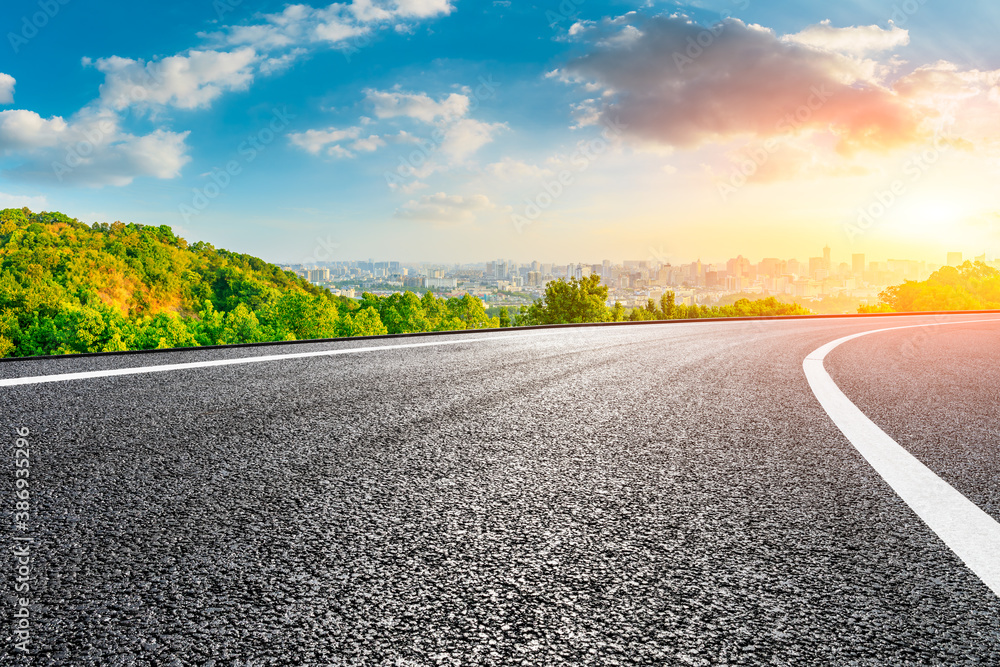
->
[804,318,1000,597]
[0,333,560,388]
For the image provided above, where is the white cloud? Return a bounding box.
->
[894,61,1000,103]
[204,0,454,52]
[292,85,502,173]
[785,20,909,56]
[393,0,455,19]
[288,126,362,155]
[440,118,505,161]
[260,48,308,75]
[0,1,457,190]
[351,134,386,152]
[0,110,68,150]
[365,89,469,122]
[0,74,14,105]
[395,192,495,222]
[91,49,258,111]
[0,108,190,186]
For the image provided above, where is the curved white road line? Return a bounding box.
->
[804,318,1000,597]
[0,332,560,388]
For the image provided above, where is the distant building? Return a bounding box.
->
[305,268,329,283]
[947,252,963,267]
[852,253,865,277]
[425,277,458,289]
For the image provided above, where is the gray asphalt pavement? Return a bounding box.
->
[2,314,1000,665]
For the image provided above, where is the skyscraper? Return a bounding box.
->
[852,253,865,276]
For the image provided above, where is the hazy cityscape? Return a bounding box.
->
[287,248,996,314]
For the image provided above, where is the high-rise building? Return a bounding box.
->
[823,245,832,271]
[726,255,751,277]
[758,258,782,278]
[947,252,963,267]
[852,253,865,276]
[306,268,330,283]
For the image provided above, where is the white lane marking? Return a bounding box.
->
[804,318,1000,597]
[0,332,561,387]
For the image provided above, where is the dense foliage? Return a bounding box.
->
[862,262,1000,312]
[0,208,496,357]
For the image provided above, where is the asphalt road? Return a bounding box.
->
[2,314,1000,666]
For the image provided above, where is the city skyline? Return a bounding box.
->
[287,246,992,272]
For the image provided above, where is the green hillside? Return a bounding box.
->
[0,208,498,357]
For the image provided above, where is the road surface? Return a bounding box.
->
[2,314,999,665]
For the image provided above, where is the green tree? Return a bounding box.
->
[526,275,610,325]
[340,306,389,337]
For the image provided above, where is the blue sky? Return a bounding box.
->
[1,0,999,265]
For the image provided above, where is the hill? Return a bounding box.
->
[0,208,498,357]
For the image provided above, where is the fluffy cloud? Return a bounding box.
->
[557,14,928,153]
[395,192,495,222]
[784,19,910,55]
[440,118,506,161]
[0,74,14,105]
[0,1,457,189]
[289,126,362,155]
[291,86,503,175]
[392,0,455,19]
[0,108,190,186]
[365,89,469,122]
[894,61,1000,103]
[351,134,386,152]
[204,0,454,51]
[89,49,258,111]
